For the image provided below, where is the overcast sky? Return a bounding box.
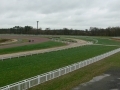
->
[0,0,120,30]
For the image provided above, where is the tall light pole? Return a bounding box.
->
[37,21,39,29]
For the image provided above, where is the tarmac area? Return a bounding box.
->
[73,67,120,90]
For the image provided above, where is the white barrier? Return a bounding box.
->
[0,48,120,90]
[0,42,92,61]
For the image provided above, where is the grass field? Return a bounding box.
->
[49,37,77,43]
[29,51,120,90]
[76,36,120,45]
[0,41,65,54]
[94,37,120,45]
[74,36,96,42]
[0,45,118,86]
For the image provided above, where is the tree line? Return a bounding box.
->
[0,26,120,36]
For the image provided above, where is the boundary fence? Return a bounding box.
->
[0,48,120,90]
[0,41,92,61]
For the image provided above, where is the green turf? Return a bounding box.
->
[73,36,95,42]
[0,45,118,86]
[29,50,120,90]
[0,41,65,54]
[94,37,120,45]
[49,37,77,43]
[76,36,120,45]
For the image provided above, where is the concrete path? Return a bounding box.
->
[0,39,92,60]
[93,44,120,47]
[72,68,120,90]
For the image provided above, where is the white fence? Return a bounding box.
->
[0,34,93,61]
[0,42,92,61]
[0,48,120,90]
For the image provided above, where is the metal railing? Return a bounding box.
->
[0,48,120,90]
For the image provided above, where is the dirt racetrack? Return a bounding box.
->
[0,35,91,60]
[0,35,49,49]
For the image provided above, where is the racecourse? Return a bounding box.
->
[0,35,120,90]
[0,38,90,60]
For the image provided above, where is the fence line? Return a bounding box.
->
[0,41,92,61]
[0,34,93,61]
[0,48,120,90]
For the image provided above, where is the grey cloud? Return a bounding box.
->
[0,0,120,29]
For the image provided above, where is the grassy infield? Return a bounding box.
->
[0,41,65,54]
[0,37,120,90]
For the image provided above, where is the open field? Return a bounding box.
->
[29,51,120,90]
[0,41,65,54]
[0,45,118,87]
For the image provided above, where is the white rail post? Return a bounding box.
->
[38,75,40,84]
[7,85,10,90]
[18,83,21,90]
[24,80,27,89]
[65,67,67,74]
[46,74,48,81]
[53,71,55,79]
[49,72,52,80]
[28,79,31,88]
[58,69,60,76]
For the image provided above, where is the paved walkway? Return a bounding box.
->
[93,44,120,47]
[72,68,120,90]
[0,39,92,60]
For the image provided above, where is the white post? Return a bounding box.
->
[46,74,48,81]
[24,80,27,89]
[53,71,55,79]
[7,85,10,90]
[59,69,61,76]
[65,67,66,74]
[38,75,40,84]
[18,84,21,90]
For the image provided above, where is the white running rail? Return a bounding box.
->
[0,42,92,61]
[0,48,120,90]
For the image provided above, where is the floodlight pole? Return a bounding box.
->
[37,21,39,29]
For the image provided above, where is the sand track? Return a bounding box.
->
[0,38,92,60]
[0,39,18,45]
[0,35,49,49]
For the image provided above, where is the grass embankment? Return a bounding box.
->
[0,41,65,54]
[29,51,120,90]
[0,45,118,86]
